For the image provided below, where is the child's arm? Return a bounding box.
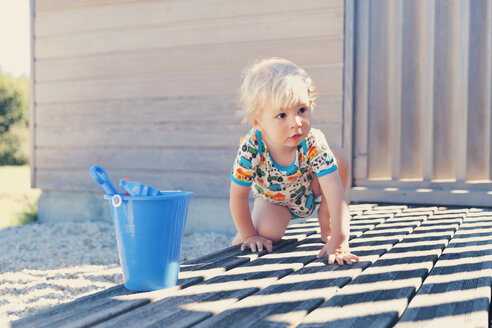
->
[315,173,359,265]
[230,182,273,253]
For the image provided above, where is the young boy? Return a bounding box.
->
[230,57,358,265]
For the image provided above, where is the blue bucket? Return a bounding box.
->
[104,191,193,291]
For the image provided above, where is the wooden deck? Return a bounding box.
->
[12,204,492,328]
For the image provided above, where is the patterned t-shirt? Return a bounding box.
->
[231,128,338,217]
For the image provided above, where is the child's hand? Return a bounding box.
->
[317,238,359,265]
[241,235,273,253]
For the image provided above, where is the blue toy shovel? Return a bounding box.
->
[90,165,119,195]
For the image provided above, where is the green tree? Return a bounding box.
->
[0,69,29,165]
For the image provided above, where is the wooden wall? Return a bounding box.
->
[31,0,346,198]
[350,0,492,206]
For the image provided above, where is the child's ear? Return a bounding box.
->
[251,117,262,130]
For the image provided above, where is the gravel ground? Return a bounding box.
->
[0,220,233,324]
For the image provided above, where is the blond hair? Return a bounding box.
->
[238,57,317,124]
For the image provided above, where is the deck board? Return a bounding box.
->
[396,211,492,327]
[11,204,492,328]
[93,236,323,327]
[188,208,427,327]
[298,210,465,327]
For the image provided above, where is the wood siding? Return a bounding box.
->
[32,0,346,197]
[350,0,492,206]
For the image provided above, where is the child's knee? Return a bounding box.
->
[254,206,290,243]
[257,229,283,244]
[256,220,285,243]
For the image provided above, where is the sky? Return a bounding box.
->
[0,0,30,77]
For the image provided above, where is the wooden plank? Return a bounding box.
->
[106,212,392,327]
[348,203,377,211]
[92,233,320,327]
[11,285,147,328]
[35,95,343,126]
[433,1,460,180]
[36,123,248,148]
[400,0,423,179]
[352,0,370,181]
[298,213,465,327]
[454,0,470,182]
[34,121,343,193]
[35,122,342,148]
[35,38,343,82]
[192,242,358,328]
[13,226,319,328]
[36,148,238,171]
[353,177,492,190]
[284,219,321,240]
[388,0,403,180]
[34,67,342,104]
[364,205,406,216]
[193,206,427,327]
[180,220,321,278]
[371,205,408,212]
[351,185,492,208]
[396,210,492,327]
[342,0,354,152]
[36,0,344,37]
[466,0,492,180]
[30,0,37,188]
[34,120,343,172]
[488,1,492,181]
[179,225,321,290]
[35,136,345,171]
[342,0,354,199]
[367,1,391,179]
[22,204,492,328]
[35,98,240,125]
[179,239,315,287]
[34,10,343,59]
[36,169,230,196]
[32,214,368,328]
[36,0,158,13]
[420,0,435,181]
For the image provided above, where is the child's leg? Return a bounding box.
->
[252,197,292,243]
[312,144,350,242]
[232,197,292,245]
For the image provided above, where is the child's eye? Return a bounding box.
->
[277,113,286,119]
[298,107,307,114]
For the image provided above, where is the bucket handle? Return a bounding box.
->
[112,194,122,207]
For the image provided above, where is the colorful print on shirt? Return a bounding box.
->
[231,128,338,217]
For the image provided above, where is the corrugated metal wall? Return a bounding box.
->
[350,0,492,206]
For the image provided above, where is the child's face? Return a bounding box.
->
[253,99,312,150]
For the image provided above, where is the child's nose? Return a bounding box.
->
[293,115,302,128]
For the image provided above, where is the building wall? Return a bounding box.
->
[31,0,347,233]
[350,0,492,207]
